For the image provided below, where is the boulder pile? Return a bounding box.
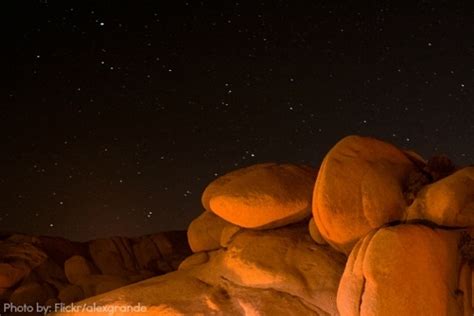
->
[9,135,474,315]
[0,231,190,308]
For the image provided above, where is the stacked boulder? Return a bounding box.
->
[51,163,347,315]
[0,231,190,308]
[49,136,473,316]
[314,135,473,315]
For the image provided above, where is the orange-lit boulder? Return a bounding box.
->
[407,167,474,227]
[313,135,416,253]
[0,263,26,288]
[50,270,319,316]
[187,211,241,252]
[50,224,346,316]
[64,255,98,285]
[216,224,345,314]
[308,218,326,245]
[337,224,470,316]
[178,252,209,270]
[202,163,316,229]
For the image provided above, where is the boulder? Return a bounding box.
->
[58,284,85,304]
[187,211,241,252]
[88,237,137,276]
[178,252,209,270]
[202,163,316,229]
[9,282,51,305]
[0,263,26,288]
[407,167,474,227]
[33,258,69,292]
[308,218,326,245]
[214,224,346,313]
[0,231,190,306]
[37,236,88,267]
[313,135,417,254]
[0,240,48,269]
[337,224,471,316]
[64,255,98,284]
[50,224,346,315]
[146,232,192,272]
[131,237,163,272]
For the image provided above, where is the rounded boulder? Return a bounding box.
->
[337,224,468,316]
[202,163,316,229]
[313,135,416,254]
[187,211,240,252]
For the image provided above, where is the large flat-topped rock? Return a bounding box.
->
[202,163,316,229]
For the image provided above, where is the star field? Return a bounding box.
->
[2,1,473,240]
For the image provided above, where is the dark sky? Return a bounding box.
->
[2,1,473,241]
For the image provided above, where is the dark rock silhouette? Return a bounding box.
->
[0,231,190,307]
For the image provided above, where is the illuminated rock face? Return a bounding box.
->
[337,225,471,316]
[50,224,346,316]
[202,163,316,229]
[407,167,474,226]
[313,135,417,254]
[4,136,474,315]
[187,210,241,252]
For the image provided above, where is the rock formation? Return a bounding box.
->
[3,135,473,316]
[0,231,190,308]
[313,135,418,254]
[50,223,346,315]
[337,225,470,315]
[202,163,316,229]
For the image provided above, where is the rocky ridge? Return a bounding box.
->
[3,135,473,315]
[0,231,190,308]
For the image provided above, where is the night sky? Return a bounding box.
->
[2,1,473,241]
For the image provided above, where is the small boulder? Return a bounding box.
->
[0,263,26,288]
[187,211,240,252]
[178,252,209,270]
[407,167,474,227]
[132,237,162,272]
[308,218,326,245]
[9,282,51,305]
[88,237,137,276]
[58,284,85,304]
[33,258,68,291]
[64,255,98,284]
[202,163,316,229]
